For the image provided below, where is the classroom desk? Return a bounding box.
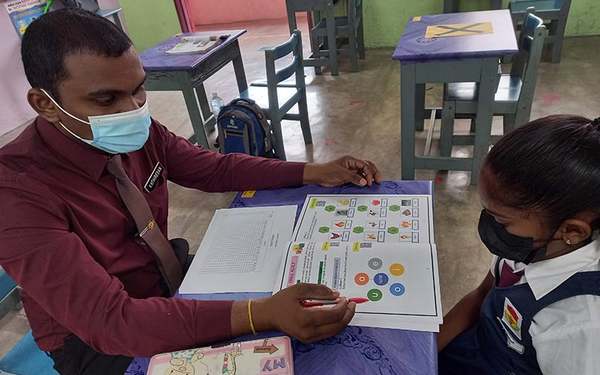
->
[443,0,503,13]
[140,30,248,149]
[393,10,518,184]
[126,180,437,375]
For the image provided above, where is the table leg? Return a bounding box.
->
[181,84,210,148]
[443,0,457,13]
[415,83,426,132]
[231,40,248,93]
[401,63,417,180]
[471,58,499,185]
[194,84,216,132]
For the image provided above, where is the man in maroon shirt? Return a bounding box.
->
[0,8,382,375]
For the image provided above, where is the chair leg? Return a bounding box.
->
[325,9,338,76]
[348,21,359,72]
[550,18,567,63]
[503,114,516,135]
[358,16,366,59]
[298,92,313,145]
[270,117,287,160]
[308,10,322,75]
[440,101,455,157]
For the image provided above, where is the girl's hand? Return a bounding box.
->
[252,283,356,343]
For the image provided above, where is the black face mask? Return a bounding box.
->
[478,210,547,264]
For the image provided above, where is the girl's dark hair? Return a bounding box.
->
[483,115,600,228]
[21,8,132,101]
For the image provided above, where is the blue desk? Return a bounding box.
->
[127,181,437,374]
[140,30,248,148]
[393,10,518,184]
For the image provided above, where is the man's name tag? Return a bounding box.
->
[144,162,164,193]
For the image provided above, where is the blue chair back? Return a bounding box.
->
[511,10,547,79]
[0,331,58,375]
[264,30,305,110]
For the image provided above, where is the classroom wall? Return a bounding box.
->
[190,0,287,25]
[115,0,600,51]
[0,7,36,135]
[119,0,181,52]
[364,0,600,48]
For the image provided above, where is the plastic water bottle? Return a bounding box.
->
[210,93,224,118]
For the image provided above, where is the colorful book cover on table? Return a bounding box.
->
[147,336,294,375]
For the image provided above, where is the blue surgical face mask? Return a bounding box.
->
[40,89,152,154]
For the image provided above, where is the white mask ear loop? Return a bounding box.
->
[39,88,91,125]
[39,88,94,144]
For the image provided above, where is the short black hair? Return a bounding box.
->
[21,8,132,100]
[484,115,600,228]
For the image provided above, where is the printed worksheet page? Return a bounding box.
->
[179,205,296,294]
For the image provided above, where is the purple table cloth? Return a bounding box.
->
[139,30,246,71]
[393,9,518,61]
[127,181,437,375]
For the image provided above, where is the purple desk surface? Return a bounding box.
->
[127,181,437,375]
[393,9,518,61]
[139,30,246,71]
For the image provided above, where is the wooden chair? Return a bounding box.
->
[240,30,312,160]
[510,0,572,63]
[311,0,365,72]
[439,11,547,161]
[286,0,338,75]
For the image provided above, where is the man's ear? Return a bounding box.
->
[27,88,60,123]
[557,219,593,246]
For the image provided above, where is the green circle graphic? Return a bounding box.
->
[387,227,399,234]
[367,288,383,302]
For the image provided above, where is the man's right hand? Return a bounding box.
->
[232,283,356,343]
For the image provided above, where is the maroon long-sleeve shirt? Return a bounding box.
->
[0,117,305,356]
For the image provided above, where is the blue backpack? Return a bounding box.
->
[217,98,275,157]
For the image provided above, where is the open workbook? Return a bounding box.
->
[180,194,442,332]
[274,194,443,332]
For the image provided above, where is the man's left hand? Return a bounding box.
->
[303,156,383,187]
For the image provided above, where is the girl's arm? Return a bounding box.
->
[437,271,494,351]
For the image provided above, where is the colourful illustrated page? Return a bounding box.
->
[293,195,433,245]
[277,195,442,331]
[147,337,293,375]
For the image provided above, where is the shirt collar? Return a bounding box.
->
[524,238,600,300]
[35,116,110,181]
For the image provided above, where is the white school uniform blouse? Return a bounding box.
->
[491,239,600,374]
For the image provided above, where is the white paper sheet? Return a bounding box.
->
[179,205,297,294]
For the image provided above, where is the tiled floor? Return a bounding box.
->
[1,16,599,358]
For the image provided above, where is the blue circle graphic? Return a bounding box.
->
[374,273,389,286]
[390,283,405,296]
